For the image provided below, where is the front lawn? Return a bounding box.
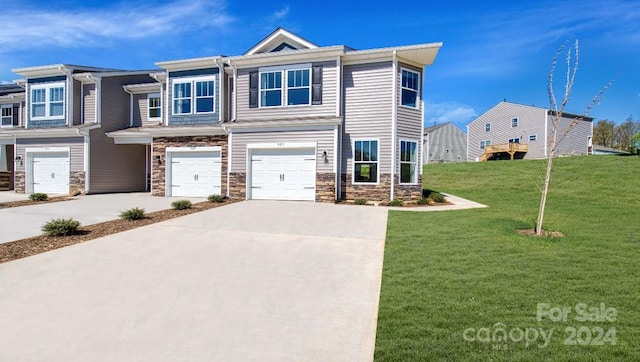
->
[375,155,640,361]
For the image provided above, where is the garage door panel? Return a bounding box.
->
[31,152,70,194]
[250,148,316,201]
[170,151,221,197]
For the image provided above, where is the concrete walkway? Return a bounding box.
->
[0,193,205,244]
[0,201,388,361]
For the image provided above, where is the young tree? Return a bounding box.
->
[535,40,612,235]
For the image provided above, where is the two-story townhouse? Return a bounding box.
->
[108,28,442,203]
[467,101,593,161]
[0,64,157,194]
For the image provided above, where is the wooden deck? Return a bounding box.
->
[480,143,528,161]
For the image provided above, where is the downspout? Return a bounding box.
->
[123,87,134,127]
[225,60,238,122]
[544,109,548,158]
[77,127,91,192]
[213,58,223,123]
[390,51,398,201]
[335,55,342,201]
[221,124,231,198]
[420,99,425,168]
[59,67,73,126]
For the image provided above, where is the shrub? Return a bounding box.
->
[354,198,368,205]
[207,194,225,203]
[29,193,48,201]
[42,218,80,237]
[119,207,145,221]
[428,192,446,203]
[171,199,192,210]
[388,199,404,207]
[416,198,429,205]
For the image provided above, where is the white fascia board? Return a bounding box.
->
[122,83,162,94]
[225,117,342,131]
[1,124,99,139]
[226,47,344,68]
[155,56,224,71]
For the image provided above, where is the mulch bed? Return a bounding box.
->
[517,228,565,238]
[0,200,236,264]
[0,196,73,209]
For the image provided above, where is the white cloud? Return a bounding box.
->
[424,102,478,127]
[0,0,233,50]
[271,6,290,21]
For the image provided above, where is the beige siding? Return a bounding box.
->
[83,83,96,124]
[133,94,145,126]
[100,76,150,132]
[342,61,393,174]
[467,102,547,160]
[235,61,337,121]
[230,129,335,173]
[549,115,592,156]
[88,128,146,193]
[396,63,423,170]
[15,137,84,172]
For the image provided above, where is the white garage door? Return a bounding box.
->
[169,151,221,197]
[251,148,316,201]
[32,152,70,194]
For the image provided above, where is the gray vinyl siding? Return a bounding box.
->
[467,102,547,160]
[73,80,82,125]
[235,61,337,121]
[100,75,153,132]
[423,123,467,163]
[549,115,592,156]
[26,76,68,128]
[132,94,146,127]
[396,63,423,170]
[341,61,393,174]
[14,137,84,173]
[83,83,96,124]
[167,68,220,126]
[230,129,335,173]
[88,128,146,193]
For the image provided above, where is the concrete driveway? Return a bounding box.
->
[0,200,388,361]
[0,192,205,244]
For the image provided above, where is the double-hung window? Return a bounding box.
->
[148,93,161,120]
[511,117,519,127]
[400,140,418,184]
[485,123,491,132]
[401,69,420,108]
[1,105,13,127]
[354,140,378,183]
[480,140,491,150]
[260,71,282,107]
[31,82,65,119]
[287,68,310,105]
[172,77,215,115]
[529,135,537,142]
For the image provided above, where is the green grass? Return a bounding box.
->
[375,155,640,361]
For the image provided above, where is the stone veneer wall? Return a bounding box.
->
[228,172,246,200]
[316,173,336,203]
[13,170,85,195]
[341,173,392,202]
[151,135,228,196]
[394,174,423,201]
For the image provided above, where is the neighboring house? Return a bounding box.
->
[108,28,442,202]
[423,122,466,164]
[0,65,156,194]
[467,101,593,161]
[0,84,25,190]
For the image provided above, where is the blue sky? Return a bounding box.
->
[0,0,638,128]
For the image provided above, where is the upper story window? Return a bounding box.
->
[252,63,320,108]
[511,117,519,127]
[401,69,420,108]
[172,76,215,115]
[31,82,65,119]
[400,140,418,184]
[485,123,491,132]
[148,93,161,120]
[354,140,379,183]
[1,105,15,127]
[529,135,537,142]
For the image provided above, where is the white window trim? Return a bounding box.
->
[1,104,13,128]
[147,93,161,121]
[399,139,419,185]
[485,123,491,132]
[171,76,216,116]
[400,68,420,109]
[352,138,380,185]
[30,82,66,120]
[529,134,537,141]
[285,68,311,107]
[511,117,519,128]
[480,140,491,150]
[258,63,312,108]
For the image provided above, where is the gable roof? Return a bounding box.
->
[244,27,318,55]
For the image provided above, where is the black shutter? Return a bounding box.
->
[12,105,19,126]
[312,65,322,105]
[249,71,258,108]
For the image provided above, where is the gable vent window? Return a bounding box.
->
[250,63,322,108]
